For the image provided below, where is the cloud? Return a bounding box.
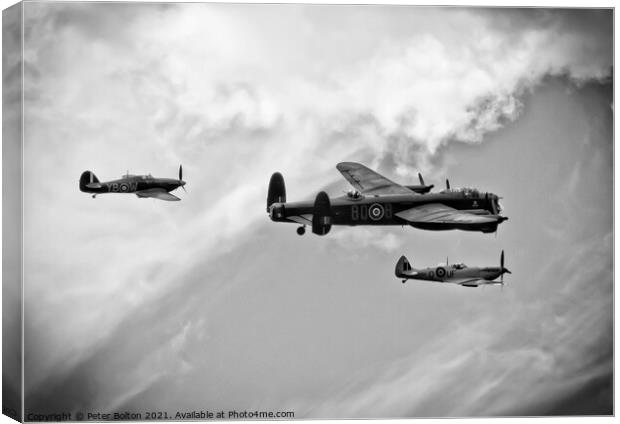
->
[20,3,612,416]
[331,227,404,253]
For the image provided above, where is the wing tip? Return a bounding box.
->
[336,161,360,169]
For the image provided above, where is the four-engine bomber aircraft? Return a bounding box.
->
[80,165,186,201]
[395,250,511,287]
[267,162,507,236]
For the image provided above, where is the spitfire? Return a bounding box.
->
[267,162,507,236]
[79,165,186,201]
[395,250,511,288]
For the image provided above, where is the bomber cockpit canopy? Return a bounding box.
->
[346,189,364,200]
[440,187,481,197]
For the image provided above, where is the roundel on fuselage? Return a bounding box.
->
[120,183,129,192]
[435,267,446,278]
[369,203,385,221]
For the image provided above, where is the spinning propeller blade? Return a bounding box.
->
[418,173,425,186]
[179,164,186,192]
[446,179,450,190]
[500,250,511,284]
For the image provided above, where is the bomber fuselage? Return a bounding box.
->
[269,190,503,232]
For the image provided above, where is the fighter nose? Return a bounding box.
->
[503,268,511,274]
[180,180,186,186]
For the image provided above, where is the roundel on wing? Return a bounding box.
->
[435,267,446,278]
[369,203,385,221]
[120,183,129,192]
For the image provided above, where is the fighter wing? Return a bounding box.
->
[395,203,500,225]
[336,162,414,196]
[449,278,486,287]
[135,188,181,201]
[449,278,500,287]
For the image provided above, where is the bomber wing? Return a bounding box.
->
[336,162,414,196]
[136,188,181,201]
[288,214,313,226]
[395,203,501,225]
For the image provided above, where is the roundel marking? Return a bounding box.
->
[120,183,129,192]
[368,203,385,221]
[435,267,446,278]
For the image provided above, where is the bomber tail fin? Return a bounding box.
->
[79,171,101,192]
[312,191,332,236]
[267,172,286,211]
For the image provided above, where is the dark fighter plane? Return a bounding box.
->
[395,250,511,288]
[267,162,507,235]
[79,165,186,201]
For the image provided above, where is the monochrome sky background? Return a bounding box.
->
[13,3,612,417]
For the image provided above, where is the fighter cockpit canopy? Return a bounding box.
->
[451,263,467,270]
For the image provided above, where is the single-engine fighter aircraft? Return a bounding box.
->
[266,162,507,236]
[395,250,511,287]
[79,165,186,201]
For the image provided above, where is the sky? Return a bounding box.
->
[6,2,613,418]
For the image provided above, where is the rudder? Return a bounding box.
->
[395,255,412,277]
[79,171,100,192]
[267,172,286,211]
[312,191,332,236]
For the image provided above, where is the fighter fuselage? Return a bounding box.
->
[398,265,505,283]
[80,175,185,195]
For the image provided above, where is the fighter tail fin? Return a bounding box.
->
[79,171,101,192]
[395,255,413,277]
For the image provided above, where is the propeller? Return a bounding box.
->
[446,179,450,190]
[418,173,425,186]
[500,249,511,285]
[178,164,186,192]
